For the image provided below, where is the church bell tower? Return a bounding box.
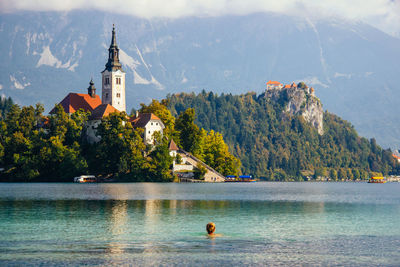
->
[101,25,126,112]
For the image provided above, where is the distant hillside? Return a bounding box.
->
[167,87,399,180]
[1,11,400,148]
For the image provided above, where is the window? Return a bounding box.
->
[116,77,121,85]
[148,131,150,134]
[151,122,153,126]
[156,123,158,126]
[116,93,120,98]
[105,77,110,85]
[106,93,109,99]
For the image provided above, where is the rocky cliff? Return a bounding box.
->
[265,83,324,135]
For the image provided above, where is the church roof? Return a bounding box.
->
[103,25,124,72]
[50,93,101,114]
[90,104,119,120]
[130,113,164,128]
[169,139,179,151]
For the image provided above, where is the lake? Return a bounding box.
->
[1,182,399,266]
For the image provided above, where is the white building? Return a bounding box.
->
[130,113,165,144]
[168,140,226,183]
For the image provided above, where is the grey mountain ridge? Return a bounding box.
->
[1,11,400,148]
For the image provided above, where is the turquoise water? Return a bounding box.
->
[1,182,399,266]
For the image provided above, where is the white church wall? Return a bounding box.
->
[144,120,164,144]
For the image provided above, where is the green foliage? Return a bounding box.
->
[297,82,307,89]
[0,104,88,181]
[175,154,183,164]
[140,99,177,140]
[147,136,174,181]
[0,96,237,181]
[0,97,14,120]
[199,129,240,176]
[167,91,400,180]
[84,112,173,182]
[194,162,207,180]
[175,108,201,153]
[139,99,240,176]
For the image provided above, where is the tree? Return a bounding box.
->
[329,169,338,181]
[201,130,240,176]
[147,136,174,181]
[140,99,177,140]
[0,96,14,119]
[338,168,347,180]
[93,112,136,176]
[194,162,207,180]
[175,108,201,153]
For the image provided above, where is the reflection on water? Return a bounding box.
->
[107,200,128,256]
[0,183,400,266]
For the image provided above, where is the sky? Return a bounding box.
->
[1,0,399,37]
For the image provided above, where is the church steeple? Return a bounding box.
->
[101,24,126,112]
[87,78,96,98]
[104,24,122,71]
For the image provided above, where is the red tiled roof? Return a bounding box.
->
[50,93,101,114]
[393,154,400,160]
[266,80,282,86]
[129,113,163,128]
[291,82,297,87]
[90,104,119,120]
[169,139,179,151]
[284,84,291,89]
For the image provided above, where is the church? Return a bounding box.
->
[51,25,225,182]
[52,25,164,144]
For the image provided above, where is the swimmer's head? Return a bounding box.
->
[206,222,215,234]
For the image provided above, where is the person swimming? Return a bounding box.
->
[206,222,216,235]
[206,222,222,237]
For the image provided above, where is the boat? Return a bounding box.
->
[238,175,256,182]
[368,176,386,184]
[225,175,238,182]
[73,175,97,183]
[225,175,256,182]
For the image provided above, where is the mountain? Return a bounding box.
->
[167,89,399,178]
[1,10,400,147]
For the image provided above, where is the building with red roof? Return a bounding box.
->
[393,154,400,163]
[51,26,165,145]
[130,113,165,144]
[266,80,283,90]
[50,80,101,114]
[89,104,119,120]
[86,104,120,143]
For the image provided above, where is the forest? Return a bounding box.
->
[0,98,239,182]
[2,89,399,182]
[167,90,400,180]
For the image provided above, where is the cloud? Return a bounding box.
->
[1,0,399,37]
